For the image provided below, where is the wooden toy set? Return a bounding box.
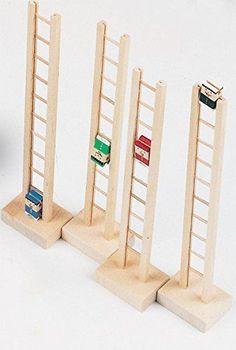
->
[62,21,130,263]
[1,1,232,333]
[96,68,169,311]
[2,1,72,248]
[158,84,231,332]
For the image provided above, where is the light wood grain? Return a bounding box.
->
[179,84,201,288]
[139,81,167,281]
[63,206,120,264]
[43,14,61,222]
[2,193,72,249]
[179,83,228,305]
[104,34,130,240]
[61,23,130,260]
[23,0,37,195]
[158,270,232,332]
[3,2,71,249]
[116,71,167,282]
[201,98,227,303]
[117,68,142,267]
[84,21,106,226]
[96,248,169,311]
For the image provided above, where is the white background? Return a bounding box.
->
[0,0,236,349]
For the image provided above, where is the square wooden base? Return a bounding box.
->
[96,248,170,311]
[157,270,232,332]
[1,193,73,249]
[62,207,121,263]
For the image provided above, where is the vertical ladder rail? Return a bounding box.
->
[138,81,167,282]
[23,0,38,195]
[117,68,142,267]
[179,84,201,288]
[104,34,130,240]
[201,98,227,303]
[84,21,106,226]
[42,14,61,222]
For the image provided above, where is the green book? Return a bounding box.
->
[91,134,111,167]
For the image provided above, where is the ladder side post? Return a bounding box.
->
[117,68,142,268]
[84,21,106,226]
[23,1,38,195]
[138,81,167,282]
[201,98,227,303]
[179,84,201,288]
[42,14,61,222]
[104,34,130,240]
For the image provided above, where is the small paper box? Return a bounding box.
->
[134,135,151,166]
[199,81,223,109]
[91,134,111,167]
[25,188,43,221]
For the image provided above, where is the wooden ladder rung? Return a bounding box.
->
[33,150,45,161]
[31,167,44,178]
[197,157,212,169]
[132,231,143,240]
[131,193,146,205]
[101,94,115,106]
[32,130,46,142]
[141,80,156,93]
[133,175,148,188]
[104,56,118,67]
[130,211,144,222]
[103,75,116,87]
[197,138,213,150]
[194,195,209,206]
[98,132,111,143]
[93,203,105,212]
[193,213,208,224]
[35,55,49,66]
[34,94,47,104]
[191,250,205,260]
[96,168,109,179]
[35,74,48,85]
[36,34,50,46]
[138,119,152,131]
[189,267,203,277]
[105,36,120,47]
[100,113,113,125]
[191,231,207,243]
[139,100,154,112]
[33,112,47,124]
[36,14,51,25]
[199,118,214,129]
[95,186,107,197]
[196,176,210,188]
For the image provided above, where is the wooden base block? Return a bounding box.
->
[96,248,170,311]
[62,207,122,263]
[157,270,232,332]
[1,193,73,249]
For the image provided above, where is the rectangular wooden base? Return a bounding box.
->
[1,193,73,249]
[157,270,232,332]
[62,207,121,263]
[96,248,170,311]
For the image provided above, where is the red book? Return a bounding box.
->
[134,135,151,166]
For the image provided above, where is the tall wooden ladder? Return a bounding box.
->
[180,84,227,303]
[117,68,167,282]
[83,21,130,240]
[23,1,61,222]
